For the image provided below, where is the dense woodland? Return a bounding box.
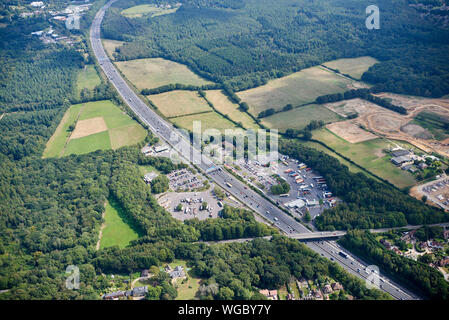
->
[339,230,449,299]
[280,139,449,230]
[103,0,449,97]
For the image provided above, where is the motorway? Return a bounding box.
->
[90,0,418,300]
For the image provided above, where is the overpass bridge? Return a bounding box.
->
[290,231,347,240]
[290,222,449,241]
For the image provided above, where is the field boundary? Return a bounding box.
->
[307,137,404,192]
[59,105,84,157]
[167,110,213,119]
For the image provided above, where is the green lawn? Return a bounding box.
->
[165,259,202,300]
[100,199,139,250]
[174,274,201,300]
[76,65,101,95]
[237,66,353,115]
[138,165,160,177]
[322,56,379,80]
[261,104,342,132]
[43,100,147,157]
[312,128,417,189]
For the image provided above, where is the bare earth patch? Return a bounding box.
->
[401,123,433,140]
[326,121,377,143]
[70,117,108,139]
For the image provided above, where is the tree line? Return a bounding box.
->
[339,230,449,300]
[315,89,407,115]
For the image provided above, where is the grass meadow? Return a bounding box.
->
[237,66,353,116]
[99,199,139,250]
[205,90,259,129]
[312,128,417,188]
[322,56,379,80]
[116,58,213,90]
[261,104,342,132]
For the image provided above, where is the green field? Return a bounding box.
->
[322,56,379,80]
[172,111,239,133]
[42,104,84,158]
[121,4,179,18]
[303,140,377,178]
[261,104,342,132]
[99,199,139,250]
[237,66,353,116]
[312,128,417,189]
[65,131,111,156]
[102,39,125,60]
[76,65,101,95]
[116,58,213,91]
[150,90,212,118]
[412,111,449,141]
[43,100,147,157]
[205,90,259,129]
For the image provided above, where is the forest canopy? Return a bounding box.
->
[103,0,449,97]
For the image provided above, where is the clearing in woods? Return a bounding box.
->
[102,39,125,60]
[116,58,213,91]
[99,199,140,250]
[43,100,147,157]
[205,90,259,129]
[76,64,101,95]
[149,90,212,118]
[261,104,342,132]
[312,128,417,189]
[322,56,379,80]
[236,66,354,116]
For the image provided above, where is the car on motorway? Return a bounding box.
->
[266,210,270,214]
[274,217,279,221]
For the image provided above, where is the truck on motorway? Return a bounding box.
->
[226,182,232,188]
[280,193,289,197]
[339,251,348,259]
